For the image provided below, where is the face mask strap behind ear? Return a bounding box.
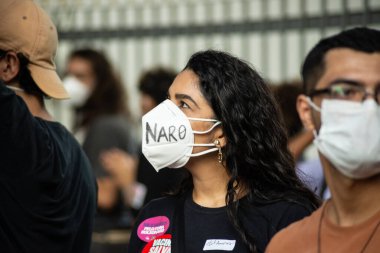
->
[306,97,321,112]
[186,143,219,157]
[188,117,221,135]
[191,121,222,134]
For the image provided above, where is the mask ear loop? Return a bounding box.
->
[306,97,321,138]
[306,97,321,112]
[185,145,219,157]
[185,117,222,157]
[189,120,222,135]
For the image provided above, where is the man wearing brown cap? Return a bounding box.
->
[0,1,97,252]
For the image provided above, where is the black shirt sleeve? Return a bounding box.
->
[0,83,97,253]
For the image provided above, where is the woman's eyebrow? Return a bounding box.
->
[175,93,200,109]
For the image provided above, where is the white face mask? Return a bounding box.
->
[308,98,380,179]
[142,99,222,172]
[62,76,91,107]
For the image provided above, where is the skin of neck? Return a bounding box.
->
[9,83,53,121]
[321,154,380,227]
[186,153,231,208]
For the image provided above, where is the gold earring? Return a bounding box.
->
[214,140,223,163]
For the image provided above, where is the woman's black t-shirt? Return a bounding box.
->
[128,191,313,253]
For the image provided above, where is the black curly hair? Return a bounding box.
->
[177,50,320,252]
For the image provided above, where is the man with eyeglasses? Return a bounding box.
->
[0,1,96,252]
[266,27,380,253]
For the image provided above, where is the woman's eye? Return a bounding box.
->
[179,101,190,109]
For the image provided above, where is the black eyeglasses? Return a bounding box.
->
[309,83,380,104]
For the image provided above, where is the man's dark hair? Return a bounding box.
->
[138,67,177,105]
[0,49,44,97]
[301,27,380,94]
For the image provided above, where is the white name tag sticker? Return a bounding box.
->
[203,239,236,251]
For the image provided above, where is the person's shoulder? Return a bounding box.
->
[42,120,82,147]
[265,205,323,253]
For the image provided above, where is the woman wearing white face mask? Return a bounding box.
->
[64,49,138,248]
[128,50,320,253]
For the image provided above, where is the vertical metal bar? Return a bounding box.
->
[102,4,109,31]
[320,0,327,37]
[260,0,268,76]
[241,0,250,62]
[341,0,348,30]
[152,3,160,64]
[299,0,306,63]
[119,4,126,29]
[205,0,213,51]
[280,0,288,81]
[134,2,143,76]
[169,1,177,67]
[187,1,195,55]
[363,0,369,26]
[222,0,231,52]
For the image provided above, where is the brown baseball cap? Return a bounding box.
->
[0,0,69,99]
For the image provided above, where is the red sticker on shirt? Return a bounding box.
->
[142,234,171,253]
[137,216,170,242]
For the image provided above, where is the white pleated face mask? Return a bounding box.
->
[308,98,380,179]
[62,76,91,107]
[142,99,222,172]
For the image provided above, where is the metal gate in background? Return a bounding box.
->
[35,0,380,123]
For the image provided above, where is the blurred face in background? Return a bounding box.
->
[140,93,157,115]
[66,56,96,91]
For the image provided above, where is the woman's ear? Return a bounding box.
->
[0,52,20,82]
[297,95,316,131]
[213,126,226,148]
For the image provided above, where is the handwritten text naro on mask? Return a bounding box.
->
[146,122,187,144]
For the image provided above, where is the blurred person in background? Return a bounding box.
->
[101,67,187,213]
[63,48,138,251]
[272,82,326,197]
[128,50,319,253]
[266,27,380,253]
[0,1,96,252]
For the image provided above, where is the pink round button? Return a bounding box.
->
[137,216,170,242]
